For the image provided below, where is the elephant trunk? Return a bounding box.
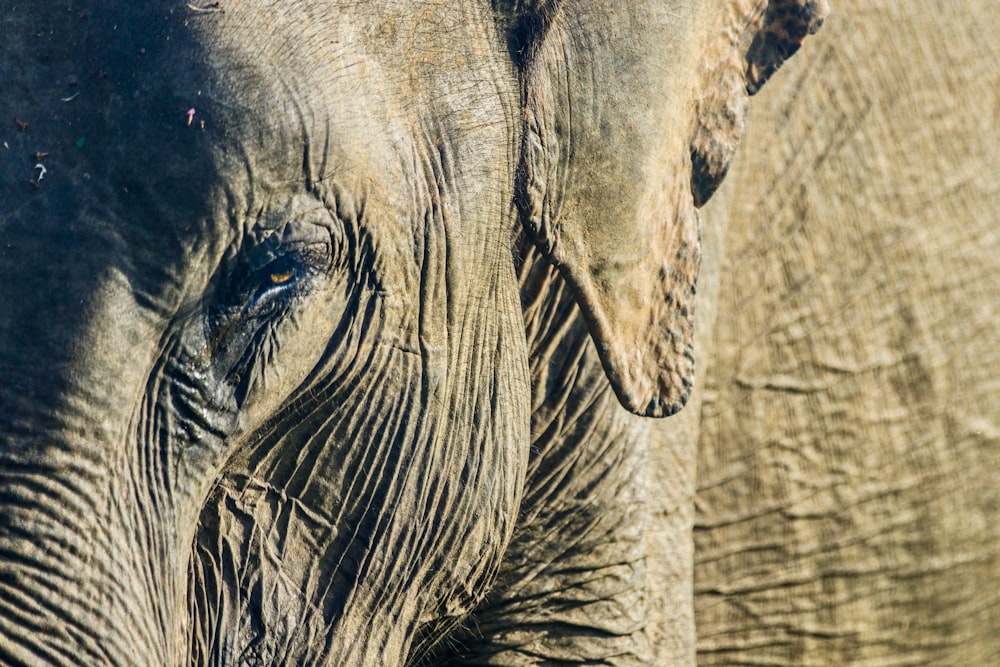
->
[0,413,157,666]
[0,227,192,665]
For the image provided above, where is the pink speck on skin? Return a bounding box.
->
[186,108,196,126]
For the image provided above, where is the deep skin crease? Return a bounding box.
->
[0,0,825,665]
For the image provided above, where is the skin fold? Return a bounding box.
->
[0,1,824,665]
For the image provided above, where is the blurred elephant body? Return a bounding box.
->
[685,1,1000,664]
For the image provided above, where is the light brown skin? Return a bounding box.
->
[690,1,1000,663]
[0,0,826,665]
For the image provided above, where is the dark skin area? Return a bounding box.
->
[0,1,824,664]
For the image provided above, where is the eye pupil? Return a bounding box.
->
[269,271,294,285]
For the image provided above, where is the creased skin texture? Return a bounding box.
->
[694,1,1000,664]
[422,241,652,665]
[0,2,529,665]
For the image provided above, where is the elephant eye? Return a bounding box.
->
[269,270,294,285]
[246,249,320,310]
[257,255,301,292]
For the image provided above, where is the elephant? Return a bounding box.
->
[0,0,828,665]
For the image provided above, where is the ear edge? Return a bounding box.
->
[746,0,830,95]
[541,249,698,419]
[516,189,701,420]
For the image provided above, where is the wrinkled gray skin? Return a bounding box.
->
[0,1,823,665]
[689,1,1000,664]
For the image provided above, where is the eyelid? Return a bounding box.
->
[256,255,304,293]
[255,236,333,291]
[215,236,332,320]
[253,239,327,279]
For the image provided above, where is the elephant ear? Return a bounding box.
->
[690,0,830,207]
[513,0,827,418]
[746,0,830,95]
[515,2,704,418]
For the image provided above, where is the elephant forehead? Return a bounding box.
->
[180,2,520,284]
[187,1,517,197]
[3,1,520,350]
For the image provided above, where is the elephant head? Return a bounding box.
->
[0,0,824,664]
